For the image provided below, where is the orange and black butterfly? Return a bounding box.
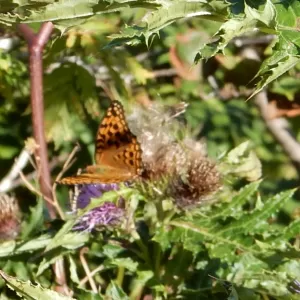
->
[58,101,143,185]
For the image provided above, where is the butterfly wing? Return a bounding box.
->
[95,101,142,175]
[58,101,142,185]
[58,172,133,185]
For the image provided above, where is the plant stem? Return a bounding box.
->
[153,242,161,278]
[18,22,56,219]
[116,266,125,286]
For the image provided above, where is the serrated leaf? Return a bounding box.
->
[210,181,262,220]
[0,270,75,300]
[217,189,296,237]
[250,1,300,97]
[219,141,262,181]
[0,0,159,32]
[143,2,213,41]
[251,53,300,99]
[0,235,52,258]
[110,1,228,46]
[21,198,44,239]
[195,0,277,61]
[279,218,300,241]
[44,219,77,252]
[170,220,258,256]
[227,256,292,297]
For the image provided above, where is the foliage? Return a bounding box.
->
[0,0,300,299]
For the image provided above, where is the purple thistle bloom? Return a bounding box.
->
[73,202,124,232]
[75,183,120,210]
[71,183,125,232]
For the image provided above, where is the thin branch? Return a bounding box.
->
[9,153,68,191]
[51,144,80,220]
[18,22,56,218]
[79,265,105,287]
[53,258,73,297]
[79,247,98,293]
[19,168,66,223]
[19,171,54,205]
[152,68,177,78]
[254,90,300,177]
[0,149,30,193]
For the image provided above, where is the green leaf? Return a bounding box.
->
[228,285,239,300]
[108,257,138,272]
[195,0,277,61]
[110,1,229,46]
[0,235,52,258]
[68,255,80,284]
[44,219,77,252]
[251,51,300,99]
[0,241,16,258]
[37,253,69,277]
[271,77,300,101]
[170,220,257,256]
[21,198,44,239]
[102,244,124,259]
[219,141,262,181]
[226,253,292,297]
[0,0,159,32]
[44,62,97,148]
[250,1,300,97]
[210,181,262,220]
[143,1,215,43]
[279,218,300,241]
[217,189,296,237]
[106,281,129,300]
[0,270,75,300]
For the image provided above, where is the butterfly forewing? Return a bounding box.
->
[59,100,142,185]
[95,101,142,175]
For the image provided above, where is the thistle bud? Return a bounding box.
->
[0,194,21,240]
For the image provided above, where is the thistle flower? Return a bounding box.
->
[71,183,124,232]
[128,101,221,208]
[73,202,124,232]
[169,157,221,208]
[0,194,21,240]
[73,183,119,210]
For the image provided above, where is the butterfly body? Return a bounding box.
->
[59,101,142,185]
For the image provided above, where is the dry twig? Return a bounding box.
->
[79,247,98,293]
[0,149,30,193]
[254,90,300,177]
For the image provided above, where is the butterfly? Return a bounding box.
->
[58,100,143,185]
